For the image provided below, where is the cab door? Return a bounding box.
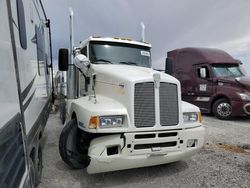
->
[193,65,215,113]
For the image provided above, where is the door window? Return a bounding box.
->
[198,66,209,79]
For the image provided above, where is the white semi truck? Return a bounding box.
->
[58,35,205,173]
[0,0,53,187]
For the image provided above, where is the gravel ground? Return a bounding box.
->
[39,112,250,188]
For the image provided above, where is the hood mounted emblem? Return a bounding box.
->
[153,73,161,88]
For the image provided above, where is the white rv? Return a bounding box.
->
[0,0,53,187]
[58,35,205,173]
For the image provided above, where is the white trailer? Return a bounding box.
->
[58,35,205,173]
[0,0,53,187]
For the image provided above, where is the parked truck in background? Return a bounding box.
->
[166,47,250,120]
[0,0,53,187]
[58,33,205,173]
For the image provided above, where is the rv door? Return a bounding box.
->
[0,0,30,187]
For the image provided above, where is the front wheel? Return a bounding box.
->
[59,119,89,169]
[212,98,232,120]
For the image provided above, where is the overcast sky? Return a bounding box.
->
[43,0,250,73]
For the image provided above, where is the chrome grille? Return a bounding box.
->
[134,82,155,127]
[160,83,179,126]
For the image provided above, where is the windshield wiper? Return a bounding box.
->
[119,61,137,66]
[93,59,112,64]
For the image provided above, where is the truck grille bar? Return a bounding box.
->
[159,83,179,126]
[134,82,178,127]
[134,82,155,127]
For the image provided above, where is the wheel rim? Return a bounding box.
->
[217,102,232,117]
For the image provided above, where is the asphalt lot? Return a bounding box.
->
[39,112,250,188]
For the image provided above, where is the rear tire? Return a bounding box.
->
[59,119,89,169]
[212,98,232,120]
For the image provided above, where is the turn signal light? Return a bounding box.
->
[198,112,202,124]
[89,116,99,129]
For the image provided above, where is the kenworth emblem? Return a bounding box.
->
[153,73,161,88]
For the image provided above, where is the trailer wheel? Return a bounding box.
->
[34,146,43,186]
[59,97,66,124]
[59,119,89,169]
[29,159,36,187]
[212,98,232,120]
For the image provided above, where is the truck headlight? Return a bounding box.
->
[89,115,124,129]
[183,112,202,123]
[238,93,250,101]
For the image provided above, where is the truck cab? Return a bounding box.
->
[166,47,250,120]
[58,37,205,174]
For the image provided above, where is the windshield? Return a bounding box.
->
[89,41,151,68]
[212,65,244,77]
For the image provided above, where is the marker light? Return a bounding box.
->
[198,112,202,124]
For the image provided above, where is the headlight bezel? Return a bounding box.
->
[89,115,125,129]
[183,112,202,123]
[99,115,124,128]
[238,93,250,101]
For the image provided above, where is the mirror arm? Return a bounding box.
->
[77,67,90,92]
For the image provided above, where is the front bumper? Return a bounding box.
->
[87,126,205,174]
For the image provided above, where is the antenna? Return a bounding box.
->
[140,22,145,42]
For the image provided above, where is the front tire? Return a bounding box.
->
[212,98,232,120]
[59,119,89,169]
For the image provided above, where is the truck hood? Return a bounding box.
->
[92,64,178,84]
[89,64,182,131]
[235,76,250,90]
[217,76,250,90]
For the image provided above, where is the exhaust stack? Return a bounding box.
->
[69,7,74,57]
[67,7,76,99]
[140,22,145,42]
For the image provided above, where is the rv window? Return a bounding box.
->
[16,0,27,49]
[35,25,46,76]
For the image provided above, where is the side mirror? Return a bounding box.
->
[74,54,90,69]
[165,58,173,74]
[58,48,69,71]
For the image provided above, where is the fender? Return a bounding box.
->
[69,95,129,133]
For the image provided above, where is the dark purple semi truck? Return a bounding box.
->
[165,47,250,120]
